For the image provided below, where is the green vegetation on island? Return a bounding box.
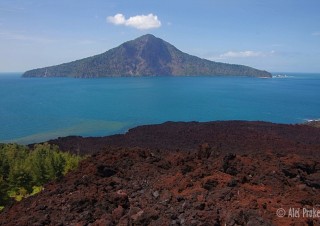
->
[23,34,272,78]
[0,143,83,208]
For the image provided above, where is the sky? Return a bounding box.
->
[0,0,320,73]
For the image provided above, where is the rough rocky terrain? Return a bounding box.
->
[1,121,320,226]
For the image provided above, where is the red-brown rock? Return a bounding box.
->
[1,121,320,225]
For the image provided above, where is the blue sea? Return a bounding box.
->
[0,73,319,144]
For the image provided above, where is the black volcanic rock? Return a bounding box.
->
[45,121,320,156]
[23,34,272,78]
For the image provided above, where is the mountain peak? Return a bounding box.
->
[138,34,157,39]
[23,35,272,78]
[124,34,159,47]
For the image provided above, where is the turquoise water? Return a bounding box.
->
[0,73,320,144]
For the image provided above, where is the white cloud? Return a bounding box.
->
[312,31,320,36]
[0,6,24,13]
[212,50,275,60]
[220,51,264,58]
[0,31,55,43]
[107,13,126,25]
[107,13,161,30]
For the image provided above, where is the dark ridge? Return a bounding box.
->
[45,120,320,156]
